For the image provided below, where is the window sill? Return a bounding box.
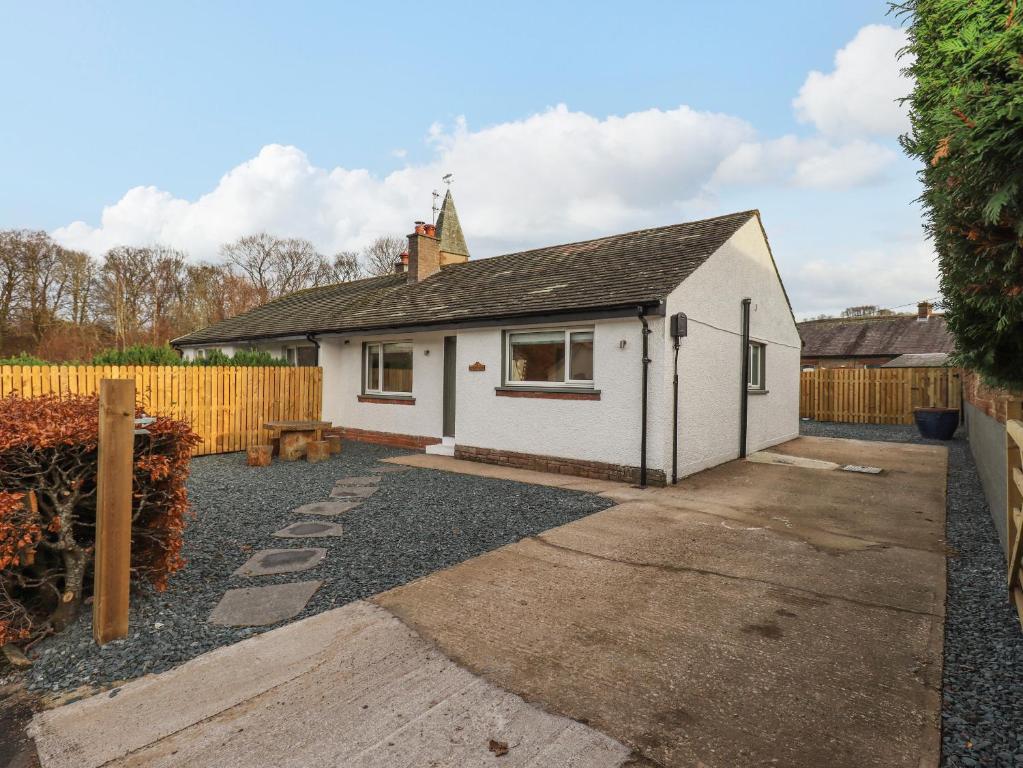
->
[747,389,769,396]
[495,387,601,401]
[358,394,415,405]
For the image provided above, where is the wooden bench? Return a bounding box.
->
[263,420,333,462]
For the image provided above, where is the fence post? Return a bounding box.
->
[93,379,135,645]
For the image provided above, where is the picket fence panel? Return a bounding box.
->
[800,367,961,425]
[0,365,323,456]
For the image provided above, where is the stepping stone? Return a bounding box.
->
[330,485,377,499]
[233,548,327,577]
[273,521,344,538]
[208,581,321,627]
[292,500,361,517]
[376,464,411,473]
[334,475,382,486]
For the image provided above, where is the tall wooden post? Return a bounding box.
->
[93,379,135,645]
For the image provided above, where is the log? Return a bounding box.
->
[279,430,314,461]
[247,444,272,467]
[306,440,331,463]
[326,435,342,454]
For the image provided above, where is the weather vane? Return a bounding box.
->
[442,173,453,187]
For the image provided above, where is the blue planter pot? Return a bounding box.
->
[913,407,959,440]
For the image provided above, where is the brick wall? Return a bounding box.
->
[454,445,666,486]
[962,370,1022,424]
[325,427,441,451]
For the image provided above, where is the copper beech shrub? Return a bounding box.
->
[0,394,200,646]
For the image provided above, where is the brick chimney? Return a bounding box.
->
[407,221,441,283]
[917,301,933,320]
[393,251,409,275]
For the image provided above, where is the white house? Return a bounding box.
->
[174,193,801,486]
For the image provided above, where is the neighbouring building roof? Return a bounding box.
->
[436,190,470,258]
[797,315,954,358]
[880,352,952,368]
[173,210,761,346]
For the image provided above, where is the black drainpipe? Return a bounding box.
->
[739,298,751,458]
[672,337,680,484]
[306,333,321,365]
[637,306,651,488]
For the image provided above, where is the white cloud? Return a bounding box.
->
[787,237,939,319]
[713,136,896,188]
[52,103,896,261]
[53,105,759,259]
[793,24,912,139]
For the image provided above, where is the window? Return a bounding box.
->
[195,347,221,360]
[285,346,318,366]
[506,328,594,386]
[748,342,765,390]
[365,341,413,395]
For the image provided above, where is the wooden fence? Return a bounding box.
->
[800,367,962,425]
[0,365,323,456]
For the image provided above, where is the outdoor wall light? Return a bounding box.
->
[619,339,627,349]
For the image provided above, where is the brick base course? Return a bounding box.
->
[324,427,441,451]
[454,445,666,487]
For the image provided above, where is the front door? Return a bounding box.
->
[443,336,457,438]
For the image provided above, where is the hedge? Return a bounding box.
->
[898,0,1023,386]
[0,395,200,645]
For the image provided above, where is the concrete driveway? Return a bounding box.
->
[30,436,946,768]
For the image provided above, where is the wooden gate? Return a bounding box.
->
[1006,406,1023,631]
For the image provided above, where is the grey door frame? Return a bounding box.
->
[442,336,457,438]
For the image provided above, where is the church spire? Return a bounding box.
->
[435,189,470,264]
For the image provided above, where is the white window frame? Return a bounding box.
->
[748,342,765,390]
[504,327,595,388]
[364,340,414,395]
[195,347,221,360]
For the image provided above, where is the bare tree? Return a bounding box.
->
[58,249,97,326]
[220,233,323,302]
[0,231,23,350]
[317,251,364,284]
[362,235,406,276]
[16,231,69,345]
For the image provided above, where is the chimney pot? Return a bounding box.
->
[424,223,436,237]
[414,221,427,235]
[917,301,932,320]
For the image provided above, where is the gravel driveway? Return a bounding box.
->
[25,441,614,694]
[801,420,1023,768]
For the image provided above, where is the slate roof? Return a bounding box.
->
[798,315,954,358]
[173,210,759,345]
[436,190,469,258]
[880,352,951,368]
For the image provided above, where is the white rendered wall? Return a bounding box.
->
[454,317,666,471]
[661,217,801,478]
[180,344,236,361]
[179,342,300,362]
[320,333,446,438]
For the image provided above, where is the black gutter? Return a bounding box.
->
[172,300,666,348]
[739,298,751,458]
[637,306,652,488]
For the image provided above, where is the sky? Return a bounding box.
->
[0,1,932,319]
